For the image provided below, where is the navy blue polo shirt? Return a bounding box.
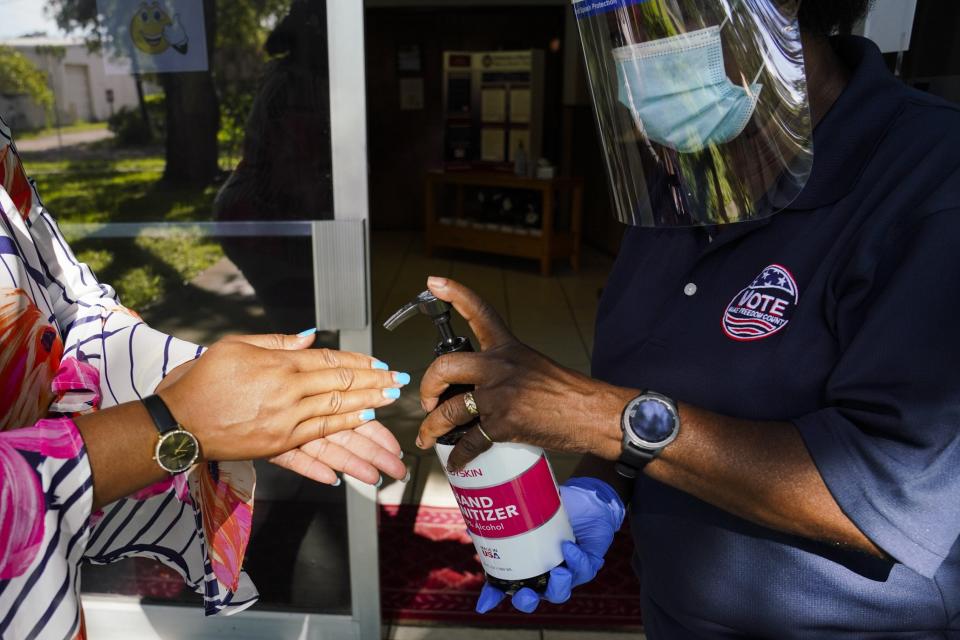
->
[592,37,960,638]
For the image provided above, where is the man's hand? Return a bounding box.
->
[476,478,626,614]
[416,277,634,470]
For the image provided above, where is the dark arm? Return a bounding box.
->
[585,400,885,557]
[417,277,885,559]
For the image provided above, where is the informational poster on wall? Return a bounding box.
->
[97,0,209,75]
[509,88,531,124]
[481,127,506,162]
[481,89,507,123]
[399,78,425,111]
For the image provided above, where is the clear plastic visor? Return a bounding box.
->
[573,0,812,227]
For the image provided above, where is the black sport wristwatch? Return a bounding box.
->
[616,391,680,479]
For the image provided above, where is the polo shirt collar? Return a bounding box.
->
[787,36,907,211]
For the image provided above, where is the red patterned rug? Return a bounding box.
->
[379,504,643,628]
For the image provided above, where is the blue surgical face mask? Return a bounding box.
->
[613,23,763,154]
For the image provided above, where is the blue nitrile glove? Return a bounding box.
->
[475,476,626,614]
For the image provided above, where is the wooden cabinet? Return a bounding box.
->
[424,170,583,276]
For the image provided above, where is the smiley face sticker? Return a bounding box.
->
[129,2,189,56]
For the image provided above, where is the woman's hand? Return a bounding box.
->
[161,332,407,463]
[159,354,408,486]
[271,420,408,486]
[416,278,634,471]
[76,331,407,509]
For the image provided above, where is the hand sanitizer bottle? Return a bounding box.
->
[385,291,574,595]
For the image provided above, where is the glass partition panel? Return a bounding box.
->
[12,0,350,618]
[60,222,352,615]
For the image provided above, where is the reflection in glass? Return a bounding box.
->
[214,0,333,334]
[68,225,352,614]
[44,0,355,615]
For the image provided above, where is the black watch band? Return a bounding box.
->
[615,443,658,479]
[143,395,179,435]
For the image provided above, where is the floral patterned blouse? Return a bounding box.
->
[0,115,258,640]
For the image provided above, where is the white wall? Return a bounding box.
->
[0,95,45,132]
[2,38,142,128]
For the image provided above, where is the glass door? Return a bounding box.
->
[33,1,378,638]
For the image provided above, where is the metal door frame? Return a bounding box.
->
[327,1,381,639]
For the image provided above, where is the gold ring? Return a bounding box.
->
[476,424,495,444]
[463,391,480,417]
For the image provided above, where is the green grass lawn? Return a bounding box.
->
[17,120,110,140]
[24,151,226,309]
[26,155,219,223]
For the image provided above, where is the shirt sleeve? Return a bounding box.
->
[0,418,92,640]
[793,209,960,579]
[1,119,258,615]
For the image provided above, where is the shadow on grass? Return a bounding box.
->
[139,272,275,344]
[70,235,220,309]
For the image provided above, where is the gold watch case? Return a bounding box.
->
[154,428,200,474]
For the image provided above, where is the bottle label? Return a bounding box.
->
[450,455,560,539]
[437,441,575,580]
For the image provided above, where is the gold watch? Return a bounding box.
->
[143,394,200,474]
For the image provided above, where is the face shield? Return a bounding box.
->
[573,0,813,227]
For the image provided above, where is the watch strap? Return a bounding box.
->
[615,442,658,479]
[143,395,179,435]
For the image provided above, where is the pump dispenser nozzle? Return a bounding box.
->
[384,290,477,444]
[384,290,473,357]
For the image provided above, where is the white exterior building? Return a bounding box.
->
[0,37,142,131]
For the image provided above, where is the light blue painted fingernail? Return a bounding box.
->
[360,409,376,422]
[399,449,404,460]
[383,388,401,399]
[394,372,411,386]
[374,475,383,489]
[402,469,411,483]
[372,360,389,370]
[297,327,318,338]
[332,476,342,487]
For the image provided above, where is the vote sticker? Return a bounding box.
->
[723,264,799,342]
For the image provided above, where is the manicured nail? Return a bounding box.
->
[297,327,318,338]
[374,475,383,489]
[359,409,376,422]
[394,372,411,386]
[383,388,401,399]
[415,435,425,449]
[372,360,389,370]
[427,276,448,289]
[332,476,342,487]
[399,449,405,460]
[402,469,411,483]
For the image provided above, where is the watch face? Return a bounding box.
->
[156,430,199,473]
[627,398,676,444]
